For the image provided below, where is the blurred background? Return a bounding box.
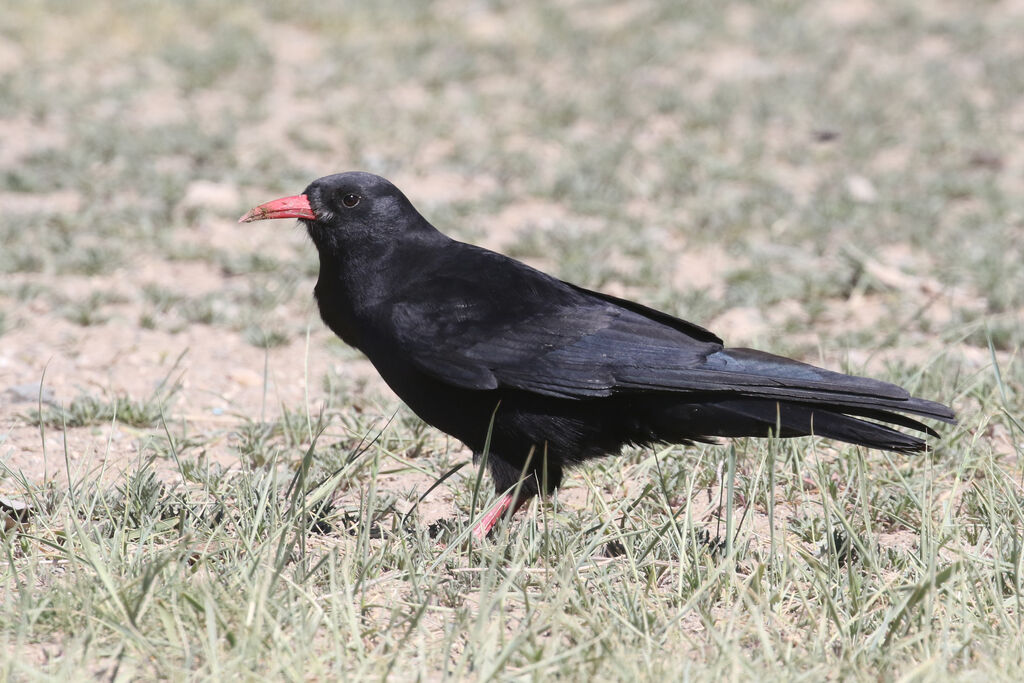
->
[1,0,1020,489]
[1,1,1023,678]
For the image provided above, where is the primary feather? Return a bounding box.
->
[241,171,956,537]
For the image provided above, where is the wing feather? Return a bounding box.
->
[386,243,954,424]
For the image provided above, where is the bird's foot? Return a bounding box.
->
[472,492,529,540]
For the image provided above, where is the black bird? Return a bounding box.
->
[240,172,955,538]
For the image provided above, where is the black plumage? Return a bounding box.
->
[240,172,955,537]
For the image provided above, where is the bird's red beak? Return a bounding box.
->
[238,194,316,223]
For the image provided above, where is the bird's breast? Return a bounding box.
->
[314,282,364,348]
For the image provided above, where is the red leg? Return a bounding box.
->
[472,492,531,540]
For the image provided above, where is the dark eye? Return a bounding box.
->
[342,193,361,208]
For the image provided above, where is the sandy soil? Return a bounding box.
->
[0,0,1012,535]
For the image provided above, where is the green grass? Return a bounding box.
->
[2,365,1021,679]
[27,394,172,430]
[1,0,1022,679]
[27,372,182,430]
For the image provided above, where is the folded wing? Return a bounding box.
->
[386,246,954,445]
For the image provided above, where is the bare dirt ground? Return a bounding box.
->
[0,1,1022,678]
[0,0,1015,550]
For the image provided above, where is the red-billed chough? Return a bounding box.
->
[240,172,955,539]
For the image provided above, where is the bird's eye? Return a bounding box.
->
[342,193,361,208]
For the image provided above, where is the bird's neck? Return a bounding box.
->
[312,230,450,350]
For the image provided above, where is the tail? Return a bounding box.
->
[681,398,942,453]
[657,348,956,453]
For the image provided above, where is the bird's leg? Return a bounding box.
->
[472,491,532,540]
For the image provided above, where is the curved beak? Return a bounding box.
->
[239,194,315,223]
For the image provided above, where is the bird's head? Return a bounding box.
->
[239,171,429,254]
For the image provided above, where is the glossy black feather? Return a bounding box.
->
[295,172,955,502]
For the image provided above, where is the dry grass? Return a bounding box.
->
[1,0,1022,679]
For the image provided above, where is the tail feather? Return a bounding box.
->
[701,399,935,453]
[704,348,956,429]
[810,403,939,438]
[629,347,954,455]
